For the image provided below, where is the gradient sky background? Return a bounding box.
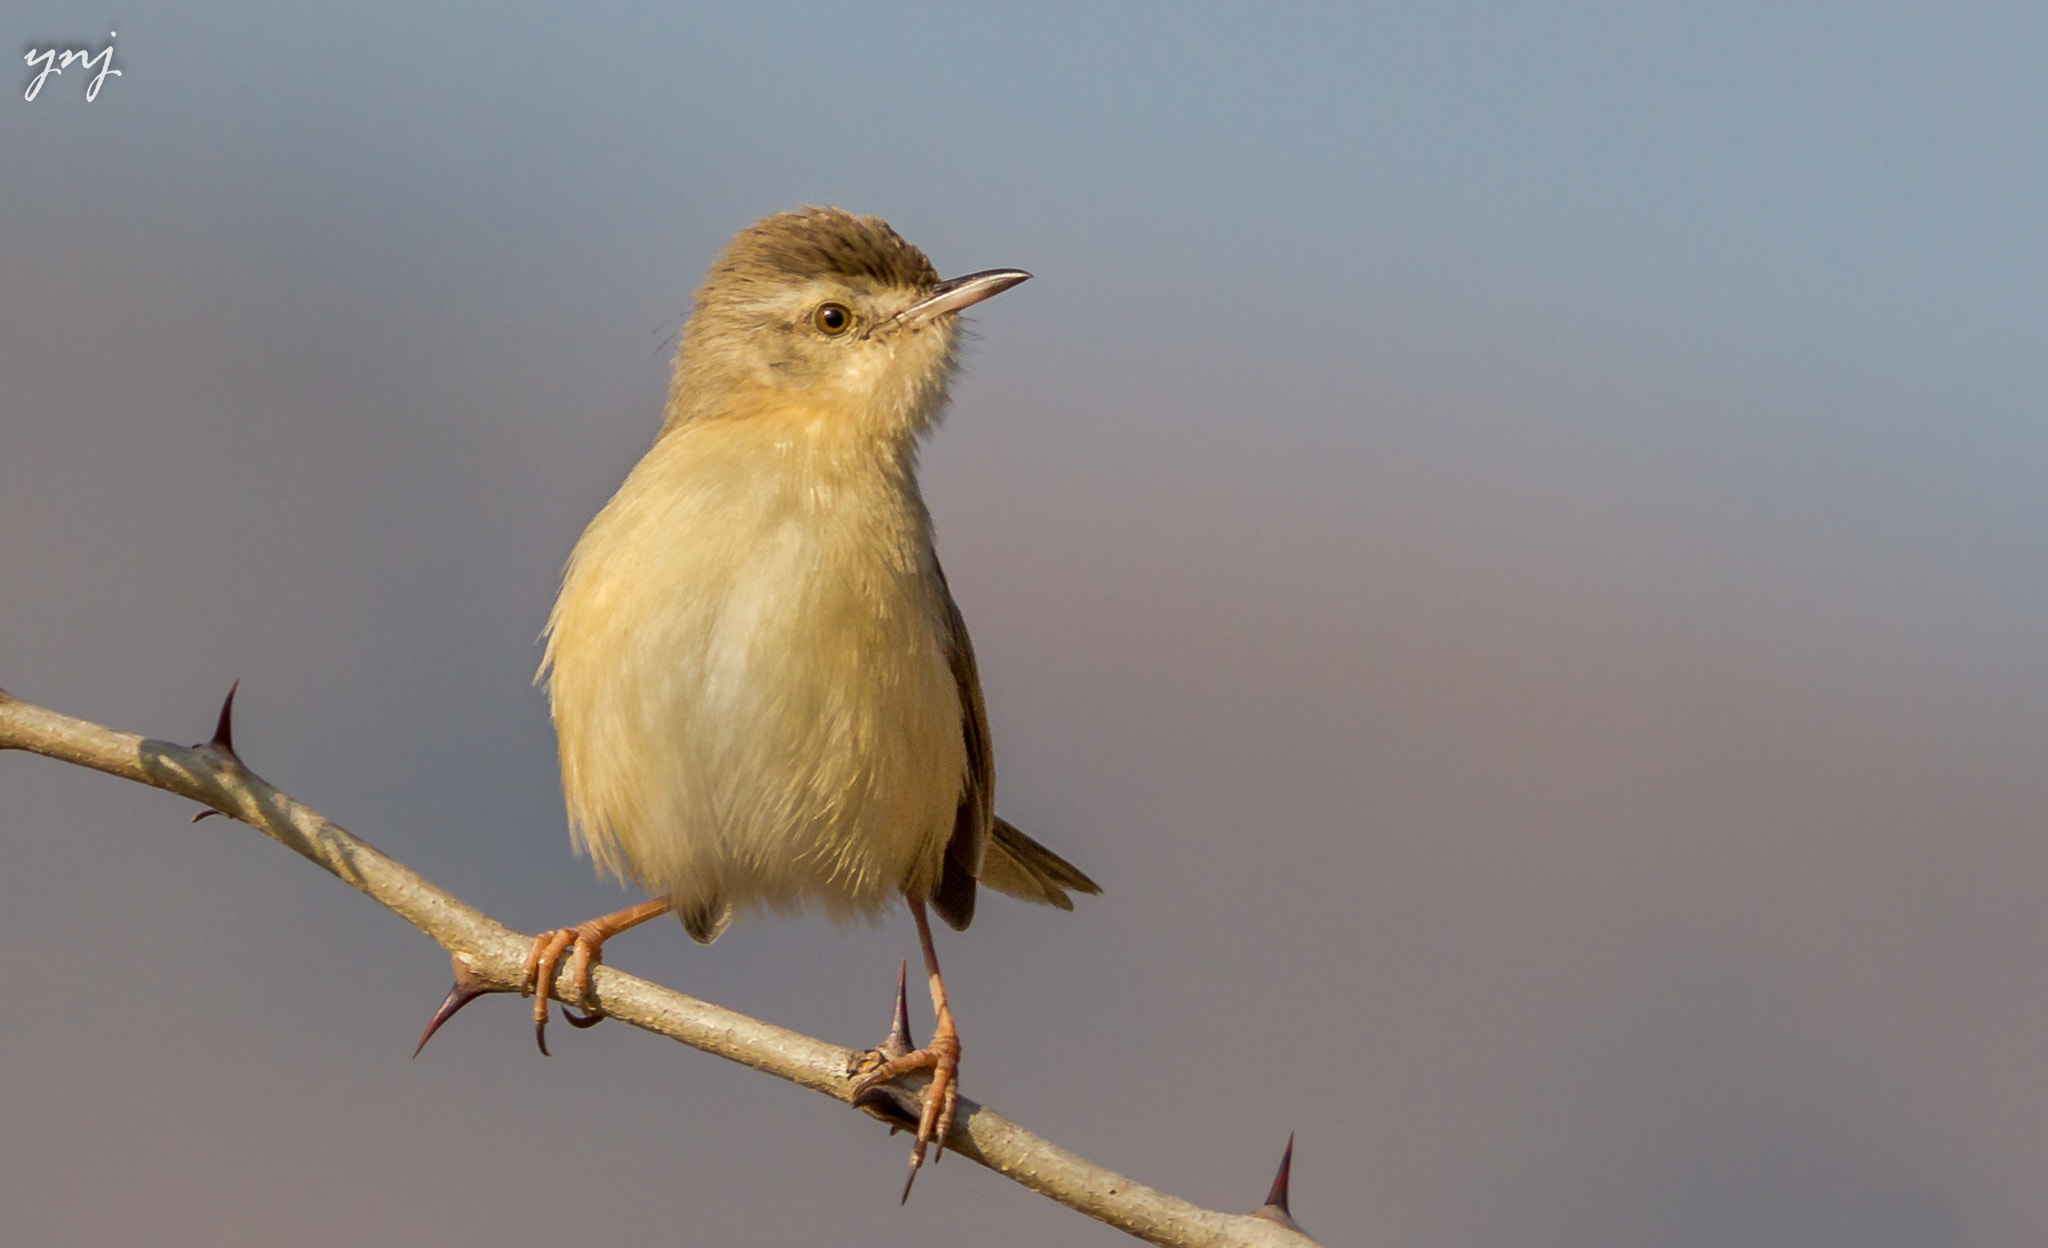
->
[5,4,2047,1246]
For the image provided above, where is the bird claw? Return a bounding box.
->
[417,898,671,1057]
[412,918,613,1060]
[851,959,960,1202]
[866,1041,959,1202]
[522,922,611,1056]
[849,960,923,1130]
[527,998,605,1055]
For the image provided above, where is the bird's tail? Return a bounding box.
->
[978,818,1101,910]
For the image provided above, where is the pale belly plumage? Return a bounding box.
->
[540,416,965,937]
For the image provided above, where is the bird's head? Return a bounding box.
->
[666,206,1029,443]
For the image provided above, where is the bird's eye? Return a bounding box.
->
[813,303,854,336]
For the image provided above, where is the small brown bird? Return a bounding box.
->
[473,207,1096,1192]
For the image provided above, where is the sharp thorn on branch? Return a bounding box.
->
[849,961,923,1131]
[412,958,507,1059]
[1250,1132,1305,1234]
[880,958,914,1060]
[1264,1131,1295,1212]
[201,680,242,760]
[3,687,1328,1237]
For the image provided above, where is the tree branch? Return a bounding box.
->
[0,687,1319,1248]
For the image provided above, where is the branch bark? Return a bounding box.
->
[0,687,1319,1248]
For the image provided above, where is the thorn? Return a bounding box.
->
[881,958,914,1060]
[1265,1132,1294,1212]
[412,957,505,1058]
[191,809,219,823]
[202,680,241,759]
[415,981,492,1058]
[849,962,923,1129]
[1250,1132,1305,1234]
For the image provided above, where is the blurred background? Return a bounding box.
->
[5,4,2046,1245]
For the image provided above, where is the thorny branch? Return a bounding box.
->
[0,686,1318,1248]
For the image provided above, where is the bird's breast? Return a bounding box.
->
[544,416,965,921]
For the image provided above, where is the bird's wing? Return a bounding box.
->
[929,560,993,932]
[927,561,1100,934]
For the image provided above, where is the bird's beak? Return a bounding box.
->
[895,269,1032,329]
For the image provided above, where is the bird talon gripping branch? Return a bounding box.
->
[519,895,674,1055]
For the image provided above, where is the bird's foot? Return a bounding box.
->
[856,1032,960,1200]
[518,894,676,1055]
[851,967,961,1202]
[520,920,612,1056]
[411,895,673,1058]
[409,943,601,1060]
[850,961,923,1125]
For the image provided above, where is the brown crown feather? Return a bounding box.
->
[706,206,939,295]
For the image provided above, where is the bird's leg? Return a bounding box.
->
[853,896,961,1200]
[521,894,674,1055]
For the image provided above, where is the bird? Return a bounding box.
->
[419,206,1097,1195]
